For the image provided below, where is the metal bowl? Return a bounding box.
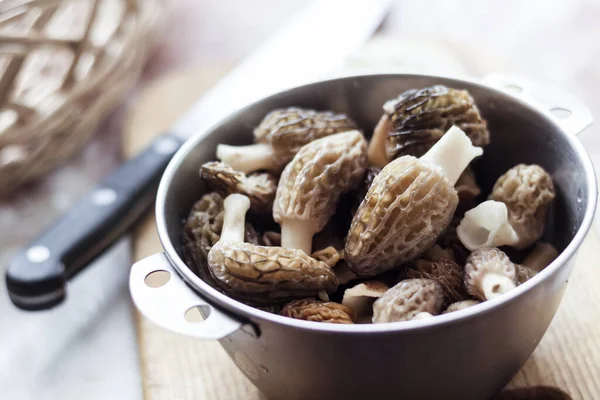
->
[130,73,596,400]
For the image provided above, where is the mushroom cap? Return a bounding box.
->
[489,164,555,248]
[183,193,263,289]
[404,257,468,305]
[200,161,277,214]
[515,263,538,285]
[280,299,355,323]
[442,299,481,314]
[273,130,368,234]
[384,85,490,159]
[464,247,517,300]
[207,240,339,304]
[183,193,224,287]
[373,278,444,323]
[253,107,358,167]
[345,155,458,277]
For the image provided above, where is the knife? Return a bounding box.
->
[6,0,392,310]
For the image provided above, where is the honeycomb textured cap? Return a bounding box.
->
[515,264,538,285]
[273,130,367,233]
[405,257,468,304]
[345,155,458,277]
[280,299,355,324]
[183,193,224,287]
[443,299,481,314]
[253,107,358,167]
[200,161,277,214]
[373,278,444,323]
[489,164,555,249]
[464,247,517,300]
[207,240,338,304]
[385,85,490,159]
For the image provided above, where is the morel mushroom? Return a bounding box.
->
[457,164,555,250]
[373,279,444,323]
[346,125,483,277]
[342,281,389,323]
[367,85,490,167]
[273,130,367,254]
[280,299,355,324]
[216,107,357,173]
[443,300,481,314]
[514,264,538,285]
[404,257,468,305]
[207,194,338,304]
[183,192,260,288]
[464,247,517,301]
[200,161,277,214]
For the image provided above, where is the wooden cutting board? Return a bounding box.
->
[124,65,600,400]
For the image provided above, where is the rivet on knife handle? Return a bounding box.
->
[5,133,184,311]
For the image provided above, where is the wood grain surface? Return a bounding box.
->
[125,59,600,399]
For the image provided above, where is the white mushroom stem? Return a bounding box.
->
[522,242,559,271]
[420,125,483,185]
[367,114,390,168]
[457,200,520,251]
[481,273,516,300]
[412,312,434,320]
[216,143,275,174]
[280,218,315,255]
[220,194,251,242]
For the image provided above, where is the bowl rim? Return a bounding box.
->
[155,72,598,334]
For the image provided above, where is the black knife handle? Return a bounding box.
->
[5,133,184,311]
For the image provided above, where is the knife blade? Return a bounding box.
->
[6,0,391,310]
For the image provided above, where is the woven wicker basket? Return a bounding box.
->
[0,0,163,194]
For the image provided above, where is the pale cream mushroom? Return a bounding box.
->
[373,279,444,323]
[457,164,555,250]
[207,194,338,304]
[464,247,517,301]
[341,281,389,323]
[216,107,357,173]
[273,130,367,255]
[346,125,483,277]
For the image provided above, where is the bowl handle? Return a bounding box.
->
[481,73,593,136]
[130,253,242,339]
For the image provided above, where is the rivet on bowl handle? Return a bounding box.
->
[130,253,242,340]
[481,73,593,137]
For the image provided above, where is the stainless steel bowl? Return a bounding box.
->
[130,73,596,400]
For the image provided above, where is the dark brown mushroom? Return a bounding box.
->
[368,85,490,166]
